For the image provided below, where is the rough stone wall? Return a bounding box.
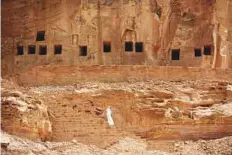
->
[1,0,232,76]
[1,37,15,75]
[163,0,215,67]
[213,0,232,69]
[15,65,232,85]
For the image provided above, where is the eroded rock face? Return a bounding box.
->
[1,79,52,141]
[213,0,232,68]
[22,80,232,148]
[1,78,232,153]
[1,0,232,76]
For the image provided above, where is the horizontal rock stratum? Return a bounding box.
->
[1,0,232,154]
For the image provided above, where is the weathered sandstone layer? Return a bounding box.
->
[1,0,232,76]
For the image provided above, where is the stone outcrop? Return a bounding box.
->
[1,78,232,153]
[22,80,232,148]
[1,0,232,76]
[1,79,52,141]
[1,0,232,154]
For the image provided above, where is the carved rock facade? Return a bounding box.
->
[2,0,232,76]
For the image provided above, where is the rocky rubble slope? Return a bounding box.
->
[1,132,232,155]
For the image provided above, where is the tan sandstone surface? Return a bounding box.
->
[1,78,232,154]
[1,0,232,154]
[1,0,232,76]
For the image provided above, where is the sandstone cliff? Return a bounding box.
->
[1,0,232,76]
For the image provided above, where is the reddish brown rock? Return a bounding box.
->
[1,0,232,77]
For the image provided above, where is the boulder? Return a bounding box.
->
[1,95,52,141]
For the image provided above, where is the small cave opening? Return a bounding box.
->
[17,46,24,55]
[204,46,211,55]
[125,41,133,52]
[79,46,87,56]
[54,45,62,55]
[28,45,36,54]
[36,31,45,41]
[103,41,111,53]
[135,42,143,53]
[39,45,47,55]
[171,49,180,60]
[194,48,202,57]
[155,6,162,18]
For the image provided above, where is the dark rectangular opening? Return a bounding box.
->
[54,45,62,55]
[17,46,24,55]
[39,45,47,55]
[194,48,201,57]
[125,41,133,52]
[135,42,143,52]
[79,46,87,56]
[103,41,111,53]
[204,46,211,55]
[36,31,45,41]
[171,49,180,60]
[28,45,36,54]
